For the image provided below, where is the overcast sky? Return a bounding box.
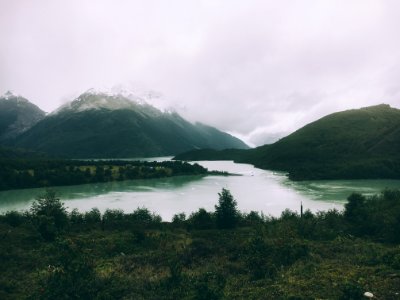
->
[1,0,400,146]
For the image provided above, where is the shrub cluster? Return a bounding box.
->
[1,188,400,299]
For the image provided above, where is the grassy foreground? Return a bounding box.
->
[0,190,400,299]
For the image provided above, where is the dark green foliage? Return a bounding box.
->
[167,257,183,286]
[188,208,215,230]
[1,189,400,299]
[244,235,278,280]
[215,188,239,229]
[3,211,24,227]
[344,193,368,236]
[339,281,364,300]
[243,211,266,224]
[244,235,308,280]
[69,208,84,226]
[172,212,186,227]
[126,207,162,227]
[0,146,47,159]
[103,209,124,229]
[84,208,102,225]
[344,189,400,242]
[344,193,366,221]
[0,159,209,191]
[30,190,68,241]
[33,238,99,299]
[30,190,68,228]
[189,272,225,300]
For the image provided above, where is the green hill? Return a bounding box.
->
[175,104,400,180]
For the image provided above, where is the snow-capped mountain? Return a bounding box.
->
[52,87,167,119]
[0,91,45,141]
[11,89,248,158]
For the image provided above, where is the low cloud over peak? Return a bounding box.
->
[1,0,400,146]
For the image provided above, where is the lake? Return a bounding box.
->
[0,159,399,221]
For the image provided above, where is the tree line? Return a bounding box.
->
[0,159,208,191]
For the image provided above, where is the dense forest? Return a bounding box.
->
[0,189,399,299]
[0,159,210,191]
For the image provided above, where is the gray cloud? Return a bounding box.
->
[1,0,400,146]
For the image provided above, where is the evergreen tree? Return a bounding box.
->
[215,188,238,229]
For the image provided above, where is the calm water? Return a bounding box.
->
[0,159,399,221]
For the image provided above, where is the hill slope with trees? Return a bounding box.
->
[175,104,400,180]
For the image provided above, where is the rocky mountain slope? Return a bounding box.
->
[0,91,45,142]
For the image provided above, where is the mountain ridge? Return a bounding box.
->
[9,91,248,158]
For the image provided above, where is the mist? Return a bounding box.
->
[1,0,400,146]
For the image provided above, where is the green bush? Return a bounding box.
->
[30,190,68,230]
[244,235,277,280]
[69,208,84,226]
[84,208,101,225]
[172,212,186,227]
[103,209,124,229]
[339,281,363,300]
[188,208,215,230]
[33,238,99,299]
[190,272,225,300]
[126,207,162,227]
[3,211,24,227]
[30,190,68,240]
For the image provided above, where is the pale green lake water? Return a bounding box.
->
[0,159,399,221]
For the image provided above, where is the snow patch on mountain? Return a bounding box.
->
[82,85,163,104]
[1,91,15,99]
[52,85,168,117]
[1,91,23,101]
[0,91,34,107]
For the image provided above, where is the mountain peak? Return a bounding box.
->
[14,93,248,158]
[52,88,165,118]
[1,90,19,100]
[55,91,137,114]
[0,92,46,141]
[81,85,162,103]
[360,103,392,111]
[0,91,36,108]
[3,90,14,98]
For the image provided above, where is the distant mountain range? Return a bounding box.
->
[175,104,400,180]
[0,90,248,158]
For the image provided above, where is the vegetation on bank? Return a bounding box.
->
[1,189,400,299]
[174,148,248,162]
[0,159,211,191]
